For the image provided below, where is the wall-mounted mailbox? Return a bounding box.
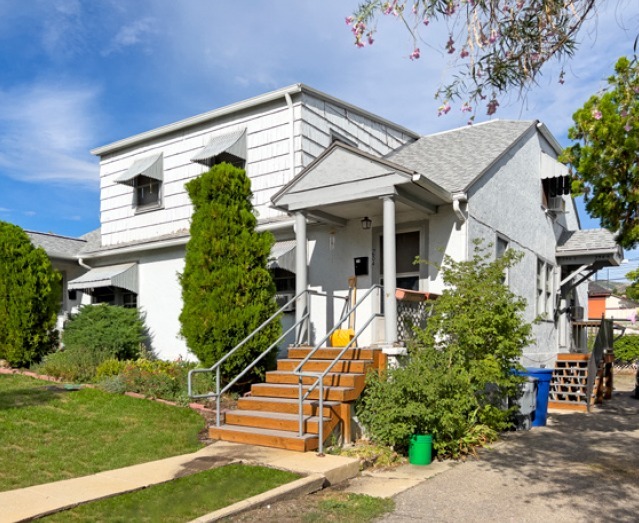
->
[354,257,369,276]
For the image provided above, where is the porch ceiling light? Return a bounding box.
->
[361,216,372,230]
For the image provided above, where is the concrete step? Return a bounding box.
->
[209,424,319,452]
[277,358,372,374]
[287,346,379,361]
[237,396,340,417]
[225,409,338,434]
[265,370,364,388]
[251,383,359,402]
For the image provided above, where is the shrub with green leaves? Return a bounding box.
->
[179,162,280,384]
[62,304,147,360]
[0,221,61,367]
[33,346,114,383]
[613,335,639,363]
[357,242,531,458]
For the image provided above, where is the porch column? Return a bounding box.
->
[294,212,308,344]
[382,196,397,345]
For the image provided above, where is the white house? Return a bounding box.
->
[51,84,621,368]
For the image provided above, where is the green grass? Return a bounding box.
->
[0,374,205,491]
[303,493,395,523]
[43,464,299,522]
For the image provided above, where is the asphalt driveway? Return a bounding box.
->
[379,375,639,522]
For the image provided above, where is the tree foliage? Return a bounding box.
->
[625,268,639,300]
[348,0,596,116]
[561,56,639,249]
[357,242,531,458]
[0,221,61,367]
[179,163,281,383]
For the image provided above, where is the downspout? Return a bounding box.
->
[78,257,91,270]
[452,193,469,260]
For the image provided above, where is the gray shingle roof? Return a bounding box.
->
[556,228,619,255]
[386,120,536,193]
[26,231,87,260]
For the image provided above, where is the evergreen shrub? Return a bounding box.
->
[0,221,61,367]
[614,335,639,363]
[179,162,281,384]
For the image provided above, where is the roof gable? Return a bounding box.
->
[387,120,536,193]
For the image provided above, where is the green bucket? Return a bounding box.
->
[408,434,432,465]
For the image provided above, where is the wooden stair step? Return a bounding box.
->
[225,409,337,434]
[251,383,359,402]
[277,358,372,374]
[237,396,340,417]
[265,370,364,388]
[209,424,319,452]
[548,400,588,412]
[287,347,378,361]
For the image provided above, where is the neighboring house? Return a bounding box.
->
[588,281,639,327]
[34,84,622,367]
[25,231,91,330]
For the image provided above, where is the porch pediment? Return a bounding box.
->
[556,229,623,270]
[272,142,452,221]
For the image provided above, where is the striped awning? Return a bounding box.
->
[68,263,138,294]
[115,153,163,186]
[267,240,296,273]
[191,128,247,167]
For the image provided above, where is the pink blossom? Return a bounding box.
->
[412,3,418,14]
[445,2,456,15]
[367,33,375,45]
[592,109,602,120]
[410,48,421,60]
[446,36,455,54]
[460,48,469,59]
[438,101,451,116]
[461,102,472,113]
[345,16,354,25]
[487,98,499,116]
[621,109,628,117]
[558,71,565,85]
[488,30,499,44]
[423,16,430,25]
[625,123,632,132]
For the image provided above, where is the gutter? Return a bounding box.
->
[452,193,468,222]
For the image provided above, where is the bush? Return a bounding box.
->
[614,335,639,363]
[0,221,61,367]
[95,358,128,381]
[357,242,531,458]
[33,346,114,383]
[62,304,147,360]
[179,162,280,384]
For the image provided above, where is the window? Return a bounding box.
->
[496,236,509,284]
[536,258,555,318]
[135,175,162,209]
[541,175,571,212]
[123,292,138,309]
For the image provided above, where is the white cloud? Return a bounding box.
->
[0,82,100,186]
[102,17,158,56]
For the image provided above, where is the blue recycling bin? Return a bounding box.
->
[522,367,554,427]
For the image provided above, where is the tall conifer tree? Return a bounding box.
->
[179,163,280,382]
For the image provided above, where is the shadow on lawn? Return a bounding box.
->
[0,384,77,410]
[477,387,639,521]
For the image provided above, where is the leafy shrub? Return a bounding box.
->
[63,304,147,360]
[95,358,128,381]
[98,374,127,394]
[33,346,114,383]
[357,242,530,458]
[0,221,61,367]
[614,335,639,363]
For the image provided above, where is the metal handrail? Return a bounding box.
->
[293,284,382,454]
[187,288,345,427]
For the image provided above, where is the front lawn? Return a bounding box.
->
[42,464,299,522]
[0,374,205,491]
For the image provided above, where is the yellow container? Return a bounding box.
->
[330,328,355,347]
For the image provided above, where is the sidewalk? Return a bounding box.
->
[0,440,360,523]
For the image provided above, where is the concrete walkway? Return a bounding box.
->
[0,441,360,523]
[374,382,639,522]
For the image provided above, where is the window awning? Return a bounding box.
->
[68,263,138,294]
[540,153,571,194]
[115,153,163,186]
[267,240,296,273]
[191,128,247,167]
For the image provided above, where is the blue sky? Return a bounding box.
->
[0,1,638,277]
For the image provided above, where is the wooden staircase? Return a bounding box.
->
[209,346,383,452]
[548,353,612,412]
